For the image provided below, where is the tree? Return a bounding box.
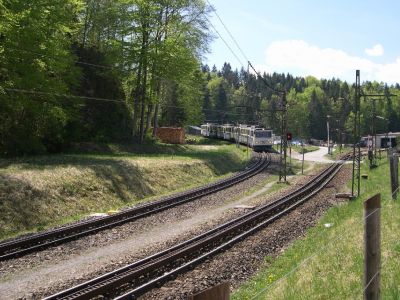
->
[215,82,228,123]
[0,0,82,155]
[76,0,212,142]
[308,90,326,139]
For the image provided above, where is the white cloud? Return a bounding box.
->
[365,44,384,57]
[256,40,400,84]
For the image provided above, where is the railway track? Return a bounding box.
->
[0,153,272,261]
[44,158,346,300]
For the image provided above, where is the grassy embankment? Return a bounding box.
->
[272,144,319,154]
[233,155,400,299]
[328,146,354,160]
[0,137,251,240]
[290,144,319,154]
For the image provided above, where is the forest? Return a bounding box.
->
[1,0,400,156]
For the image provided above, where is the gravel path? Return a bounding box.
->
[291,146,334,163]
[0,162,280,299]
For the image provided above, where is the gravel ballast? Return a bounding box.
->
[0,162,279,299]
[0,162,350,300]
[140,165,352,299]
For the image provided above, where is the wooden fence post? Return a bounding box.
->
[364,194,381,300]
[389,150,399,200]
[187,282,230,300]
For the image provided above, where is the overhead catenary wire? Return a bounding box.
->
[248,60,281,94]
[206,1,281,95]
[206,19,245,68]
[205,0,249,63]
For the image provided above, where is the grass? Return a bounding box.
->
[0,142,250,240]
[272,144,319,155]
[291,144,319,154]
[233,155,400,300]
[287,158,311,175]
[328,146,353,160]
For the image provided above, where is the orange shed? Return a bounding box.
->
[155,127,185,144]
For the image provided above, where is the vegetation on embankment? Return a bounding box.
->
[0,142,250,240]
[328,146,353,160]
[233,156,400,299]
[291,144,319,154]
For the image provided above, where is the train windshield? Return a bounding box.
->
[255,131,271,138]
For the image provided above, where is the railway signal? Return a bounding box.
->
[287,132,292,141]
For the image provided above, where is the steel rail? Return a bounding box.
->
[0,154,270,261]
[117,161,343,300]
[45,160,344,300]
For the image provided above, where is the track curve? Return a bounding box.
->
[0,153,272,261]
[44,158,346,300]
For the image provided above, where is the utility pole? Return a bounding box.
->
[352,70,361,198]
[351,71,397,197]
[327,115,331,155]
[279,91,288,182]
[247,61,288,182]
[363,94,393,168]
[371,98,377,168]
[301,140,305,174]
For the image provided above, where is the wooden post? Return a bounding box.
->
[389,150,399,200]
[187,282,230,300]
[364,194,381,300]
[301,142,305,175]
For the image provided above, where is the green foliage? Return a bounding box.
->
[70,45,132,143]
[1,0,400,156]
[0,0,213,155]
[199,65,400,143]
[0,0,82,155]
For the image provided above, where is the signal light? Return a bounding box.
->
[286,132,292,141]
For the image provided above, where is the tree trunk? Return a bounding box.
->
[82,3,90,47]
[153,102,159,137]
[132,64,142,139]
[139,70,147,143]
[145,104,153,135]
[139,11,149,143]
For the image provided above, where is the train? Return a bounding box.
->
[200,123,274,152]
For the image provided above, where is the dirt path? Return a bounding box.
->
[291,146,334,163]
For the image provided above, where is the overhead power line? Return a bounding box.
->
[248,61,281,94]
[206,19,245,68]
[206,1,280,94]
[206,0,249,63]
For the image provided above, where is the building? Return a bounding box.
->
[361,132,400,149]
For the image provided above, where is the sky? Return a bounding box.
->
[204,0,400,84]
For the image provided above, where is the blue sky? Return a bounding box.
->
[204,0,400,84]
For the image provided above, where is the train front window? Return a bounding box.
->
[255,131,271,138]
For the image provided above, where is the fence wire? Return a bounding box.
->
[248,203,393,300]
